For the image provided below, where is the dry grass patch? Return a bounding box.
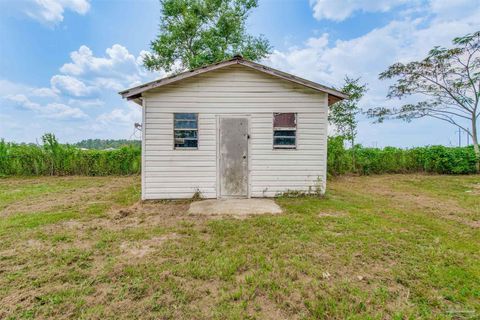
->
[119,233,181,259]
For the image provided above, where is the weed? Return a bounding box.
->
[191,188,204,201]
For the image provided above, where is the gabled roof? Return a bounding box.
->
[119,55,348,105]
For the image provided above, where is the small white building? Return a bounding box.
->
[120,56,346,200]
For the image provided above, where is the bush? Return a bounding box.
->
[0,135,140,176]
[327,136,477,176]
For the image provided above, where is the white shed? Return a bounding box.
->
[119,56,347,200]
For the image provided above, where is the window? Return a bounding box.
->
[273,113,296,149]
[174,113,198,149]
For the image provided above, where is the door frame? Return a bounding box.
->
[216,114,251,199]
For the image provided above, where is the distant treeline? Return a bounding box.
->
[0,134,477,176]
[73,139,141,150]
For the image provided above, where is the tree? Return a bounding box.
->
[143,0,271,72]
[367,31,480,171]
[329,76,367,148]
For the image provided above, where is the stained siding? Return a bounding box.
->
[142,65,328,199]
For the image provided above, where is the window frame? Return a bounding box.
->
[173,113,199,150]
[273,113,297,150]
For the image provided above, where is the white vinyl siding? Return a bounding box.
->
[142,64,328,199]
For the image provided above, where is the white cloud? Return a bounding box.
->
[45,102,89,119]
[91,77,125,91]
[60,45,92,75]
[0,79,58,99]
[7,94,40,110]
[136,50,150,66]
[32,87,58,98]
[97,104,141,125]
[309,0,410,21]
[68,98,104,108]
[60,45,142,80]
[58,44,157,94]
[7,94,87,120]
[1,80,26,96]
[429,0,479,19]
[0,80,31,99]
[51,75,94,97]
[25,0,90,24]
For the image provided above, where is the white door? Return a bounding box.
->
[219,117,249,198]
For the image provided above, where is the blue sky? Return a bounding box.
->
[0,0,478,147]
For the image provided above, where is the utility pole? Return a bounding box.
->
[456,128,461,147]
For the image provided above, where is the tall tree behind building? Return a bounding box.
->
[143,0,271,72]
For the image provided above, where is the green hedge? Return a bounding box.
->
[0,136,477,176]
[327,136,478,176]
[0,140,140,176]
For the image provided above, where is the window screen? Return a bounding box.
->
[273,113,296,149]
[174,113,198,149]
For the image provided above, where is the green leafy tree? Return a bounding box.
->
[329,76,367,148]
[368,31,480,171]
[42,133,62,175]
[144,0,271,72]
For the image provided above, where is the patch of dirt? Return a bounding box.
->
[41,200,192,238]
[247,295,290,320]
[318,211,347,218]
[469,183,480,195]
[113,208,133,219]
[108,200,198,228]
[468,220,480,228]
[25,239,44,249]
[11,237,95,256]
[60,220,85,230]
[235,269,256,283]
[119,233,181,258]
[82,282,113,308]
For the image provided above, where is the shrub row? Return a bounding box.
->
[0,135,477,176]
[327,136,478,176]
[0,139,140,176]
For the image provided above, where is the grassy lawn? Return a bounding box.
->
[0,174,479,319]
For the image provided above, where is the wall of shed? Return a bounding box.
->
[142,64,328,199]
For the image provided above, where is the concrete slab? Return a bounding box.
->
[188,199,282,216]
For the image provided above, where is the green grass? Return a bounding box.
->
[0,209,79,236]
[0,174,479,319]
[0,177,85,210]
